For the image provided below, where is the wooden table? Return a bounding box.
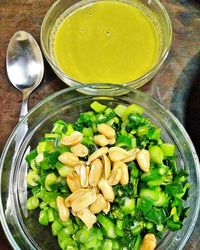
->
[0,0,200,249]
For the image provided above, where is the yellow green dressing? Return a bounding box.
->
[53,1,160,84]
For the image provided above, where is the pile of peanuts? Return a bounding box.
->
[56,123,151,229]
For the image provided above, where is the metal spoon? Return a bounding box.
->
[6,30,44,120]
[5,31,44,218]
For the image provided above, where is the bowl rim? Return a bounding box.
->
[0,84,199,250]
[40,0,173,88]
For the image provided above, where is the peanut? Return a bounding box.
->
[94,134,109,147]
[120,162,129,185]
[56,196,70,222]
[58,152,79,167]
[108,147,131,162]
[70,143,88,157]
[71,189,97,212]
[60,131,83,146]
[66,172,81,192]
[123,148,140,163]
[90,194,107,214]
[65,188,89,207]
[77,208,97,229]
[102,154,111,179]
[108,163,122,186]
[140,233,156,250]
[97,123,116,139]
[79,164,89,188]
[89,158,103,187]
[103,201,111,214]
[98,178,115,202]
[87,147,108,164]
[136,149,150,172]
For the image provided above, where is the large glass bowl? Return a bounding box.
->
[0,84,199,250]
[40,0,172,92]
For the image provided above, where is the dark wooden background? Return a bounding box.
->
[0,0,200,249]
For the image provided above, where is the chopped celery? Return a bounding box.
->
[114,104,127,117]
[25,149,38,165]
[35,153,45,165]
[75,227,92,243]
[97,214,116,239]
[52,120,67,134]
[65,124,74,135]
[122,104,145,121]
[39,209,49,225]
[140,188,159,202]
[48,207,55,222]
[116,220,124,237]
[149,145,164,164]
[103,239,113,250]
[160,143,175,157]
[137,197,154,212]
[45,173,57,191]
[131,224,143,235]
[91,101,107,113]
[26,196,39,210]
[116,135,132,149]
[137,125,148,136]
[45,133,59,139]
[121,197,135,215]
[83,127,93,137]
[58,165,74,177]
[37,141,54,154]
[52,219,63,235]
[26,170,40,186]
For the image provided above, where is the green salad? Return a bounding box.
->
[25,101,190,250]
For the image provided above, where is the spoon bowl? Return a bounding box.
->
[6,31,44,119]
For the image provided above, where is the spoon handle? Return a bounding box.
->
[19,92,29,121]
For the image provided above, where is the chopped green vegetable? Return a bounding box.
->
[25,102,190,250]
[90,101,107,113]
[26,196,39,210]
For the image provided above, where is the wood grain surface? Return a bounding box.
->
[0,0,200,249]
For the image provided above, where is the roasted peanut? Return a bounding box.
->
[140,233,156,250]
[89,158,103,187]
[58,152,79,167]
[87,147,108,164]
[56,196,70,222]
[98,178,115,202]
[79,164,89,188]
[77,208,97,229]
[123,148,140,163]
[102,154,111,179]
[65,188,89,207]
[90,194,107,214]
[108,147,131,162]
[94,134,109,147]
[108,137,116,145]
[66,172,81,192]
[108,163,122,186]
[70,143,88,157]
[71,189,97,212]
[97,123,116,139]
[103,201,110,214]
[120,162,129,185]
[60,131,83,146]
[136,149,150,172]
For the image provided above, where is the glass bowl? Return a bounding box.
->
[0,84,199,250]
[40,0,172,93]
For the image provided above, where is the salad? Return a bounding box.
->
[26,101,190,250]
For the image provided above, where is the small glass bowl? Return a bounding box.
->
[0,84,199,250]
[40,0,172,93]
